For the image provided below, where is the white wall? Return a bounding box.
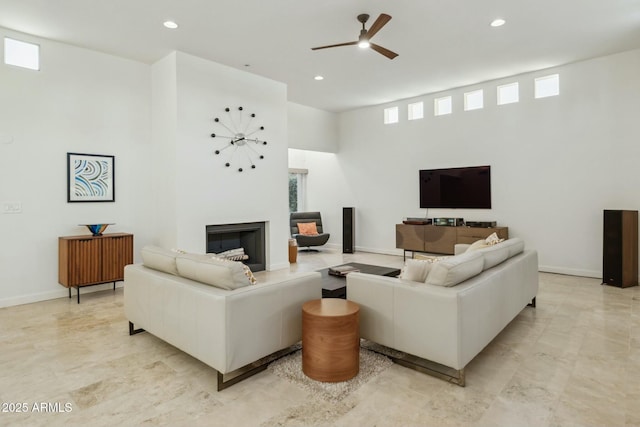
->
[0,28,152,307]
[165,52,290,270]
[0,32,291,307]
[288,149,350,248]
[287,102,338,153]
[308,49,640,277]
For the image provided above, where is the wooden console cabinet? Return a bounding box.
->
[396,224,508,256]
[58,233,134,303]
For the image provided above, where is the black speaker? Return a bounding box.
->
[603,210,638,287]
[343,207,355,253]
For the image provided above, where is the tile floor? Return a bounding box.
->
[0,248,638,426]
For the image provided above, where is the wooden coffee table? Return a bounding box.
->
[302,299,360,382]
[319,262,401,298]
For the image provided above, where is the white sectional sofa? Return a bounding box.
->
[124,246,322,390]
[346,237,538,386]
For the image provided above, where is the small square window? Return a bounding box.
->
[464,90,483,111]
[384,106,399,124]
[535,74,559,98]
[434,96,452,116]
[408,102,424,120]
[4,37,40,70]
[497,82,519,105]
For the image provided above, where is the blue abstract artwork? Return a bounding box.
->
[67,153,115,202]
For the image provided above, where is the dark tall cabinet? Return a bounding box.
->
[603,210,638,288]
[343,207,355,254]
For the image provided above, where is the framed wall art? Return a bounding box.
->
[67,152,115,202]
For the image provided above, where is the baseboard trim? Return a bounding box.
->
[538,265,601,279]
[0,282,123,308]
[327,242,402,257]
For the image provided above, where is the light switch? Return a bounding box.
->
[2,202,22,214]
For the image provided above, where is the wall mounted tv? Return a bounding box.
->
[419,166,491,209]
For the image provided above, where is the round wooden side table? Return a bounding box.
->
[302,298,360,382]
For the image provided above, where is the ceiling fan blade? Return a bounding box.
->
[366,13,392,39]
[370,43,398,59]
[311,41,358,50]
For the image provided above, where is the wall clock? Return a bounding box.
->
[210,106,267,172]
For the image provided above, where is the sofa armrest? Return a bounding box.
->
[454,243,470,255]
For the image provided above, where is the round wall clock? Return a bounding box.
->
[210,106,267,172]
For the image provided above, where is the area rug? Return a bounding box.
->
[267,347,393,403]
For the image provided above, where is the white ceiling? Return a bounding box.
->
[1,0,639,112]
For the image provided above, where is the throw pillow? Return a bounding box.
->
[465,239,490,252]
[297,222,319,236]
[485,232,504,246]
[209,256,257,286]
[414,254,450,262]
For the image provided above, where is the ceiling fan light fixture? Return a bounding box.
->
[311,13,397,59]
[314,75,324,81]
[490,18,506,27]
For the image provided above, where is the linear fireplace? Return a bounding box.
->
[206,222,266,272]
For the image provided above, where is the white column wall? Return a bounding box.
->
[172,52,290,270]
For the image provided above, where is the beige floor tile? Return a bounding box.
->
[0,248,638,426]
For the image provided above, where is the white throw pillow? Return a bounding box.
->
[141,246,178,275]
[425,251,484,287]
[485,232,504,246]
[465,239,490,252]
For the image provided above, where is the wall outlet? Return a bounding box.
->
[2,202,22,214]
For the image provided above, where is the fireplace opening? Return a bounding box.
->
[206,222,266,272]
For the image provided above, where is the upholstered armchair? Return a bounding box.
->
[290,212,330,249]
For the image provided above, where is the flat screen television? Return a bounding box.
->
[419,166,491,209]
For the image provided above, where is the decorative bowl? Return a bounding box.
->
[81,224,113,236]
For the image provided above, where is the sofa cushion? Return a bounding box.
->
[476,244,510,270]
[500,237,525,257]
[141,246,178,275]
[400,259,435,282]
[425,251,484,287]
[175,255,256,290]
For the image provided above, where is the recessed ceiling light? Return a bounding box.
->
[163,21,178,29]
[490,18,506,27]
[314,75,324,81]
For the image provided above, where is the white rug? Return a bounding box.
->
[263,348,393,426]
[267,348,393,403]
